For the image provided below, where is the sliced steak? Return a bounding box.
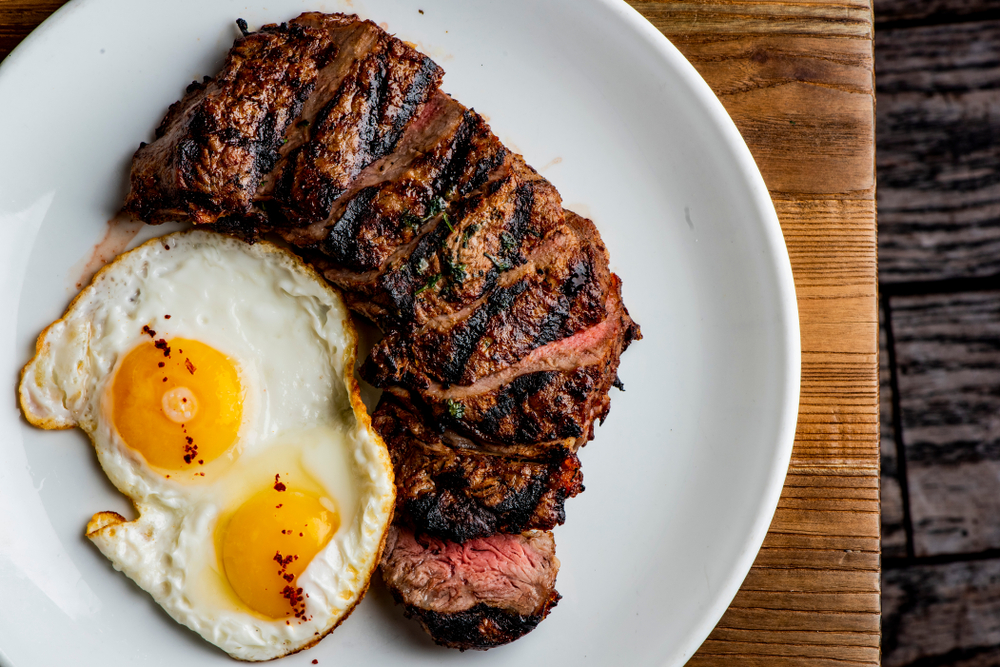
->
[366,260,638,450]
[124,21,335,224]
[380,526,561,650]
[373,394,584,542]
[265,14,443,225]
[122,13,641,651]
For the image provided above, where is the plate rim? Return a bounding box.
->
[601,2,801,662]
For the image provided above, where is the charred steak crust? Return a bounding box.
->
[123,12,641,651]
[398,597,561,651]
[124,21,335,225]
[373,395,584,542]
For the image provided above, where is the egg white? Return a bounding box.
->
[19,230,395,661]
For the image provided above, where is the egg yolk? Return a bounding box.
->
[112,338,242,471]
[222,486,339,619]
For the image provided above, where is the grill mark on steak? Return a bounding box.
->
[400,599,560,651]
[271,32,443,224]
[374,395,583,541]
[124,21,334,225]
[364,219,607,390]
[376,286,635,450]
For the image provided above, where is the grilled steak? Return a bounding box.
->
[380,526,561,650]
[122,11,640,650]
[374,394,584,543]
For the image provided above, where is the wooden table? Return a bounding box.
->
[1,0,880,664]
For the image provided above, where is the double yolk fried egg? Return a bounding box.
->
[18,230,394,661]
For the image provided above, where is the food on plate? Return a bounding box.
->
[121,11,640,649]
[380,526,561,650]
[18,230,395,661]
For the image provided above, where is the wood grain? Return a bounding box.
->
[876,19,1000,283]
[874,0,1000,25]
[0,0,66,61]
[891,291,1000,556]
[2,1,880,664]
[883,558,1000,666]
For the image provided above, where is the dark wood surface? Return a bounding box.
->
[892,292,1000,557]
[1,1,881,664]
[877,0,1000,665]
[877,18,1000,284]
[875,0,1000,24]
[881,303,907,559]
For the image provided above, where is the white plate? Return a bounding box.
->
[0,1,799,665]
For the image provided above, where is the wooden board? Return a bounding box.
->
[1,1,880,664]
[876,18,1000,284]
[877,4,1000,663]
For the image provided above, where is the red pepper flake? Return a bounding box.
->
[158,362,165,368]
[273,474,286,492]
[142,325,156,338]
[183,438,198,464]
[184,358,196,375]
[312,661,319,665]
[164,245,170,250]
[198,459,203,465]
[162,378,168,382]
[154,339,171,357]
[275,504,283,509]
[164,314,171,319]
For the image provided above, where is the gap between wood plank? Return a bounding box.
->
[881,292,917,559]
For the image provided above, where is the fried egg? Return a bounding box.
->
[18,230,394,661]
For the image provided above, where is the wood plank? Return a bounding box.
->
[874,0,997,24]
[883,558,1000,667]
[891,290,1000,556]
[777,199,877,287]
[629,0,872,37]
[627,10,876,197]
[876,19,1000,283]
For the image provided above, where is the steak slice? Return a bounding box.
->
[365,255,638,450]
[374,394,584,542]
[380,526,561,650]
[124,20,334,224]
[360,207,623,388]
[265,13,444,225]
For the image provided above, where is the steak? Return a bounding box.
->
[122,11,640,650]
[373,394,584,543]
[379,526,561,650]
